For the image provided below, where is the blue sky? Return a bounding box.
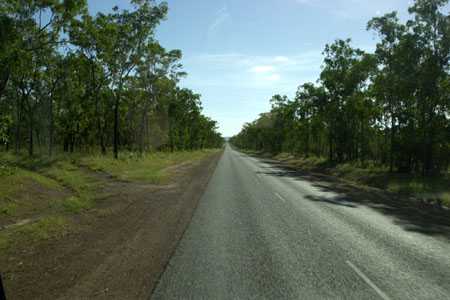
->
[88,0,415,137]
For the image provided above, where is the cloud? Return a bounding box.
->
[293,0,409,20]
[182,52,324,94]
[265,74,281,81]
[274,56,290,63]
[295,0,314,4]
[250,65,275,73]
[208,5,231,37]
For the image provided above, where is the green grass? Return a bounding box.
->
[0,153,98,215]
[43,160,98,212]
[386,176,450,205]
[62,196,93,213]
[0,216,68,252]
[0,149,220,254]
[0,167,61,200]
[0,149,220,218]
[0,202,17,216]
[81,149,220,184]
[271,152,450,207]
[0,164,65,218]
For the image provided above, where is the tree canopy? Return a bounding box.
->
[231,0,450,175]
[0,0,224,158]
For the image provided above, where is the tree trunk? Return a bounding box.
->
[389,115,395,173]
[63,135,69,152]
[36,127,41,153]
[15,101,21,154]
[113,93,120,159]
[328,131,333,162]
[28,116,33,157]
[0,69,9,100]
[48,98,54,156]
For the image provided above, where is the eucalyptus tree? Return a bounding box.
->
[69,14,110,153]
[368,12,420,171]
[1,0,86,155]
[167,88,202,150]
[368,0,450,173]
[135,42,185,152]
[407,0,450,174]
[232,0,449,175]
[320,39,375,162]
[294,83,328,157]
[93,0,168,158]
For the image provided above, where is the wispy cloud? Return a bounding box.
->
[274,56,290,63]
[250,65,275,73]
[264,74,281,81]
[208,5,231,37]
[182,52,324,94]
[294,0,409,20]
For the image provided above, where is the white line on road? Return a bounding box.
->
[274,192,286,202]
[346,260,391,300]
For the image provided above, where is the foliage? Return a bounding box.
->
[231,0,450,176]
[0,0,223,158]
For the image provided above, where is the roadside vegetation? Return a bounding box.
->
[271,153,450,207]
[0,149,221,253]
[0,0,224,256]
[231,0,450,206]
[81,149,220,183]
[0,0,224,158]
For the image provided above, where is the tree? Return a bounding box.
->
[232,0,449,176]
[93,0,168,158]
[0,0,226,157]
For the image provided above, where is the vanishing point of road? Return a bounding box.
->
[152,145,450,300]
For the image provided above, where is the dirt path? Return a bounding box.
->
[1,151,222,300]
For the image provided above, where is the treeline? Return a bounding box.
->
[231,0,450,175]
[0,0,223,159]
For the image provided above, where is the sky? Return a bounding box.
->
[88,0,417,137]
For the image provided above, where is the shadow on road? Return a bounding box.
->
[242,153,450,240]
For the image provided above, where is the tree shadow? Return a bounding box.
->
[251,155,450,240]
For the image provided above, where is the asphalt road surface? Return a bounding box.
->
[152,145,450,300]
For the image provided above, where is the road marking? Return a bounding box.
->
[346,260,391,300]
[274,192,286,202]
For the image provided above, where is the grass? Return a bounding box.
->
[0,202,17,216]
[0,154,97,215]
[0,163,65,218]
[0,166,61,200]
[385,176,450,205]
[81,149,220,184]
[43,160,98,213]
[271,152,450,207]
[0,149,220,217]
[0,216,68,252]
[0,149,220,250]
[62,196,93,213]
[0,149,220,251]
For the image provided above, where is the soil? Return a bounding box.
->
[0,151,222,300]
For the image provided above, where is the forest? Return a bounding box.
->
[0,0,224,159]
[231,0,450,176]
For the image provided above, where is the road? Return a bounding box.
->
[152,145,450,300]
